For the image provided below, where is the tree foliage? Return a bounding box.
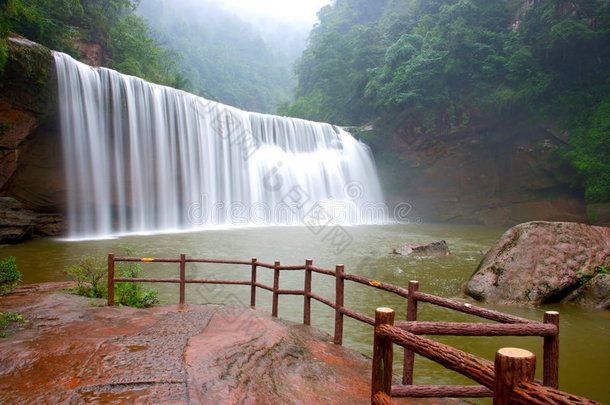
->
[285,0,610,201]
[64,250,158,308]
[0,0,185,88]
[0,256,21,295]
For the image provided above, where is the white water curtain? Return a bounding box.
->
[55,52,386,239]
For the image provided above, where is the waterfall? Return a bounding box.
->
[54,52,386,239]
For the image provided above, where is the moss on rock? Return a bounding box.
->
[0,36,56,117]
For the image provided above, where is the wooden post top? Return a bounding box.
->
[376,307,395,314]
[497,347,535,358]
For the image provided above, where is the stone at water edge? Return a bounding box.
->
[463,221,610,307]
[565,273,610,309]
[393,240,450,256]
[0,197,63,243]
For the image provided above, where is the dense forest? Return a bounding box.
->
[0,0,304,113]
[0,0,187,88]
[281,0,610,203]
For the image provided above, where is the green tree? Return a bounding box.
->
[109,13,184,88]
[559,98,610,202]
[286,0,610,200]
[0,256,21,295]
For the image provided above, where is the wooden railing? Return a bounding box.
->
[107,253,561,399]
[107,253,411,346]
[371,307,601,405]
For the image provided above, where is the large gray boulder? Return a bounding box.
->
[463,221,610,308]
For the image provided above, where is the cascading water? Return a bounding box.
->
[54,52,386,239]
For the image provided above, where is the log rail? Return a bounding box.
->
[372,308,601,405]
[108,253,565,401]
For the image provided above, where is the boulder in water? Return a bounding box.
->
[393,240,450,256]
[463,221,610,308]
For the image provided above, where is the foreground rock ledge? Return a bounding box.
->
[0,283,462,404]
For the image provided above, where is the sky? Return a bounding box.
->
[218,0,333,25]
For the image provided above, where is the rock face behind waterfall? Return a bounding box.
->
[369,108,600,226]
[463,221,610,308]
[0,36,64,242]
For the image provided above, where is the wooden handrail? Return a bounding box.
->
[394,321,558,336]
[413,291,535,324]
[107,253,562,399]
[371,310,600,405]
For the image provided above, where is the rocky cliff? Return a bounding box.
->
[366,107,601,226]
[0,36,65,242]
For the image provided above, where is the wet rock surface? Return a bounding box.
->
[0,283,462,404]
[393,240,450,256]
[0,197,63,243]
[463,221,610,307]
[0,36,65,233]
[373,109,595,226]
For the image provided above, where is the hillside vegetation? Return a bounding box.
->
[136,0,298,113]
[0,0,186,88]
[281,0,610,203]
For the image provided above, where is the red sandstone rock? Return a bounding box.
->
[463,221,610,307]
[0,283,463,405]
[0,36,65,227]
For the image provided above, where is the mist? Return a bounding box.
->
[137,0,330,113]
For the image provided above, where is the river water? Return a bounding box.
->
[2,223,608,403]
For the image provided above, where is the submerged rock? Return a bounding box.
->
[393,240,450,256]
[565,273,610,310]
[463,221,610,307]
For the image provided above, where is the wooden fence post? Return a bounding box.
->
[334,264,345,345]
[402,280,419,384]
[250,257,257,307]
[304,259,313,325]
[179,253,186,305]
[372,307,395,403]
[107,253,115,306]
[493,347,536,405]
[272,260,280,317]
[543,311,559,388]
